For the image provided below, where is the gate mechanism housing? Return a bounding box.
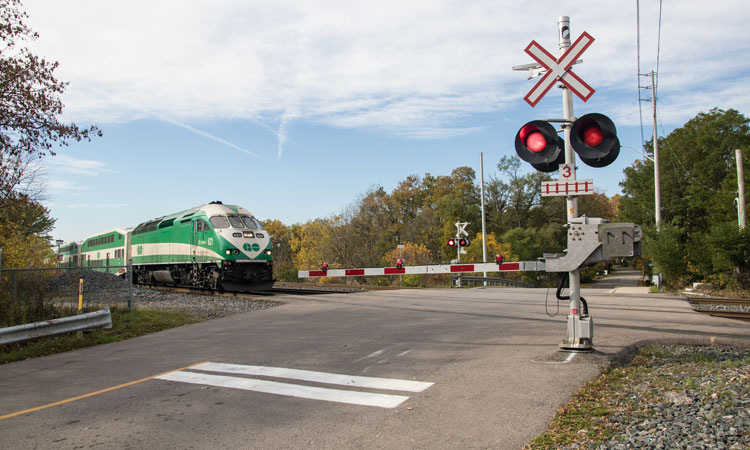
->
[545,216,642,273]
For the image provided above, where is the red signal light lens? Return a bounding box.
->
[519,124,538,143]
[526,131,547,153]
[520,125,547,152]
[582,125,604,147]
[447,239,456,247]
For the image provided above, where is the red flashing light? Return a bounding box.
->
[396,258,404,269]
[447,238,456,247]
[526,131,547,153]
[495,254,504,264]
[582,125,604,147]
[321,262,328,271]
[519,124,537,143]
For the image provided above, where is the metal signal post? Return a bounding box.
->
[558,16,588,351]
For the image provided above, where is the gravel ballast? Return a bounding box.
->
[535,344,750,450]
[46,269,282,319]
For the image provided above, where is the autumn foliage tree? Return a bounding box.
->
[0,0,100,199]
[0,0,100,269]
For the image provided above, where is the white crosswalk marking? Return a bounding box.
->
[156,363,434,409]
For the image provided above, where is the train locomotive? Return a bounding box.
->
[56,202,274,291]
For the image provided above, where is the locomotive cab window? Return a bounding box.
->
[209,216,230,229]
[242,215,261,229]
[227,215,244,228]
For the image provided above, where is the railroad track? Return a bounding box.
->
[139,283,378,298]
[686,295,750,322]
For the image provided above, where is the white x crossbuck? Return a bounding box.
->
[524,31,595,107]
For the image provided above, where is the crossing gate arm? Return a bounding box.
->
[297,261,546,278]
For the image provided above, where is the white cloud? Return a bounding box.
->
[46,154,111,176]
[23,0,750,141]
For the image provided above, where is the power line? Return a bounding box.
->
[636,0,646,147]
[655,0,663,99]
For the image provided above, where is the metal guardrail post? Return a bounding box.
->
[128,258,134,312]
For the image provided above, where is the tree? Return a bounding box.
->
[261,219,296,281]
[0,0,100,200]
[619,108,750,288]
[496,156,552,229]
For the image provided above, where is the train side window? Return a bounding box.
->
[196,219,211,232]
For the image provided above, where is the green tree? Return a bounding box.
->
[619,108,750,288]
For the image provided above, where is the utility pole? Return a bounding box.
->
[737,149,746,229]
[651,70,662,230]
[480,152,488,284]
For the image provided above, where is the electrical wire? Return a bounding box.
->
[544,272,560,317]
[636,0,646,147]
[655,0,663,100]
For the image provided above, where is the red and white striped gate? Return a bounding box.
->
[298,261,545,278]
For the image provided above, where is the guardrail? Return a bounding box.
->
[450,276,539,288]
[0,307,112,345]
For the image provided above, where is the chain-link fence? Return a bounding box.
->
[0,263,134,327]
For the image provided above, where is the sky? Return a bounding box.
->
[18,0,750,243]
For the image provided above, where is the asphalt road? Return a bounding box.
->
[1,286,748,449]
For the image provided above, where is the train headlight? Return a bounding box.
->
[225,250,231,255]
[264,249,272,256]
[243,231,255,238]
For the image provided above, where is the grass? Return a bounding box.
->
[523,343,750,449]
[0,306,200,364]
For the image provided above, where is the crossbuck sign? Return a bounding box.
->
[523,31,596,107]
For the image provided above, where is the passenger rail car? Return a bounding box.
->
[55,202,274,292]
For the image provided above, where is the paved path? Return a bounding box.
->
[1,288,748,449]
[589,266,651,294]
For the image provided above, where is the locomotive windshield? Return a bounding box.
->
[210,214,263,229]
[227,215,245,228]
[209,216,230,228]
[242,215,262,229]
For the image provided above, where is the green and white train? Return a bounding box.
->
[56,202,274,291]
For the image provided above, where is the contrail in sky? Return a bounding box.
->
[156,114,269,162]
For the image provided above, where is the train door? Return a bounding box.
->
[192,219,210,262]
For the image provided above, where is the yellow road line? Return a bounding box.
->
[0,361,208,421]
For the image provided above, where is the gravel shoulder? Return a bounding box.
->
[528,343,750,450]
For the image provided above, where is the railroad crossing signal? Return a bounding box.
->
[514,120,565,172]
[569,113,620,167]
[515,114,620,173]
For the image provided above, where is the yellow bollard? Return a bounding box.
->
[78,278,84,312]
[77,278,84,338]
